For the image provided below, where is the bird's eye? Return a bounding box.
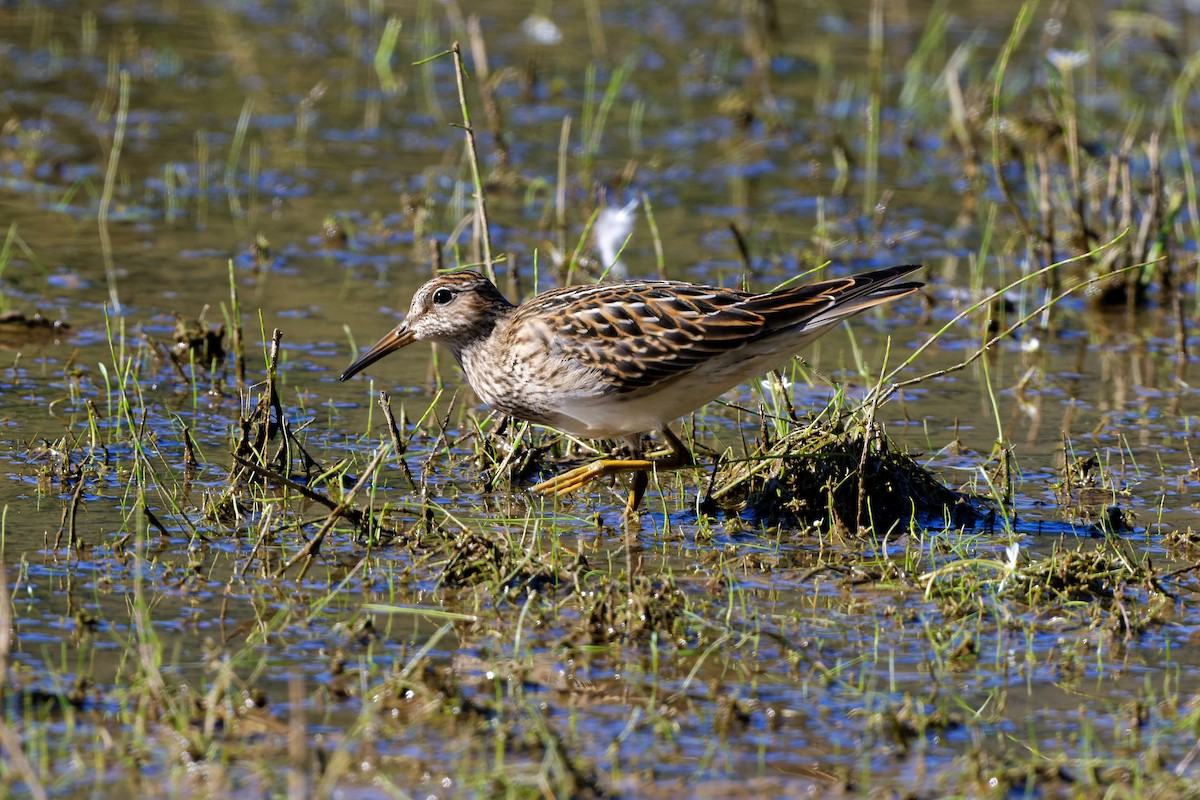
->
[432,287,455,305]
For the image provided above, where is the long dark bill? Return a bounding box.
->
[338,323,416,381]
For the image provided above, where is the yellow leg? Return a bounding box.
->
[531,457,659,497]
[531,426,694,514]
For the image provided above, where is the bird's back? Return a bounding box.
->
[458,265,922,438]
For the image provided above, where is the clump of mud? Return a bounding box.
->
[0,309,69,349]
[704,414,972,533]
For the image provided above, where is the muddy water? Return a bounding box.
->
[2,0,1199,795]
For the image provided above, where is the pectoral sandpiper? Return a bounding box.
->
[340,265,923,516]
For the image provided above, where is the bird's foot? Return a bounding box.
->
[534,427,695,516]
[533,448,694,517]
[531,458,657,499]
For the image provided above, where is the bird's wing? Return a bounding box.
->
[737,266,923,331]
[511,281,800,393]
[513,266,922,395]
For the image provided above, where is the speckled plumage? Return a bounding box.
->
[340,264,923,514]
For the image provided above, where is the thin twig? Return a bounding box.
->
[378,391,415,485]
[989,6,1037,261]
[0,723,47,800]
[230,454,343,513]
[0,560,8,686]
[274,443,392,577]
[865,235,1138,407]
[54,475,85,552]
[228,258,246,390]
[143,507,172,539]
[728,223,753,274]
[466,15,509,171]
[99,69,130,312]
[451,41,496,283]
[238,503,274,579]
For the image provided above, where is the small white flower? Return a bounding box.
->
[998,541,1021,592]
[1020,336,1040,354]
[1046,48,1090,73]
[1005,541,1020,570]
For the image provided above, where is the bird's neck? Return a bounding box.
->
[447,302,514,368]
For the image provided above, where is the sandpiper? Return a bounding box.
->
[340,265,923,516]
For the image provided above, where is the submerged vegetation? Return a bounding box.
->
[706,411,970,531]
[1,0,1199,797]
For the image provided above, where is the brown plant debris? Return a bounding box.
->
[704,415,972,533]
[0,309,69,349]
[574,572,686,646]
[173,310,226,371]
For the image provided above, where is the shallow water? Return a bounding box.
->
[2,0,1200,797]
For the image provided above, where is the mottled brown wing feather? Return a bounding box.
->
[515,265,921,394]
[737,265,923,334]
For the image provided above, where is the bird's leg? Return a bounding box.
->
[532,425,695,515]
[626,469,650,518]
[625,426,695,515]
